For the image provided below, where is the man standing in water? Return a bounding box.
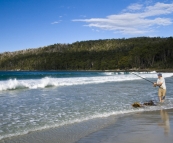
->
[154,73,166,103]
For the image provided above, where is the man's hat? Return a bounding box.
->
[157,73,162,76]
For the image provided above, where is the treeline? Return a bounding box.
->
[0,37,173,70]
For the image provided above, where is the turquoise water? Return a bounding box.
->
[0,71,173,140]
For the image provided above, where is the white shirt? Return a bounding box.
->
[157,77,166,89]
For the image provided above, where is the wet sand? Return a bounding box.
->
[1,109,173,143]
[76,109,173,143]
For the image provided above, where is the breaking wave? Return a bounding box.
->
[0,72,172,91]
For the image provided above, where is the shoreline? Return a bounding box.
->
[76,108,173,143]
[1,69,173,72]
[1,108,173,143]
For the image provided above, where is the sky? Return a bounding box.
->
[0,0,173,53]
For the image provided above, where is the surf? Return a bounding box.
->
[0,72,173,91]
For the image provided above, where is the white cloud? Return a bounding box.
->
[73,2,173,35]
[143,0,153,6]
[92,29,100,32]
[126,3,143,11]
[51,21,62,24]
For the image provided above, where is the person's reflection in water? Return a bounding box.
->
[158,110,170,135]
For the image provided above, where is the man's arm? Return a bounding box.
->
[153,78,164,87]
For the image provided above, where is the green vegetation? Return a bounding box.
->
[0,37,173,71]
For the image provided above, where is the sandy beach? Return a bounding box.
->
[1,108,172,143]
[1,71,173,143]
[76,109,173,143]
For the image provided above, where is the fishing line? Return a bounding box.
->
[131,72,154,84]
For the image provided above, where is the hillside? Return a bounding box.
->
[0,37,173,71]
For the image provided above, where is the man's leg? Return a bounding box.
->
[161,89,166,102]
[158,89,162,102]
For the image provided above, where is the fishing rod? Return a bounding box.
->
[131,72,154,84]
[132,73,173,84]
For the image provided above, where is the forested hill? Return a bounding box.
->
[0,37,173,71]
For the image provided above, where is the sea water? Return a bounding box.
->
[0,71,173,141]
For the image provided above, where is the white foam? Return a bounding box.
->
[102,72,115,76]
[0,104,171,141]
[0,72,173,91]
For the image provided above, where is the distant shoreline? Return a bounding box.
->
[1,69,173,72]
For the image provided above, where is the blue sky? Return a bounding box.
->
[0,0,173,53]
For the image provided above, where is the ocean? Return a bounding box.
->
[0,71,173,142]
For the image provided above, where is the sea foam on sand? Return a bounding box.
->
[1,109,173,143]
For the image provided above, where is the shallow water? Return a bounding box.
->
[0,71,173,141]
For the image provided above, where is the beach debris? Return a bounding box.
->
[143,100,155,106]
[132,102,142,108]
[132,100,156,108]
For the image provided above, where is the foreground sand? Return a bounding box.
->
[76,109,173,143]
[1,109,173,143]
